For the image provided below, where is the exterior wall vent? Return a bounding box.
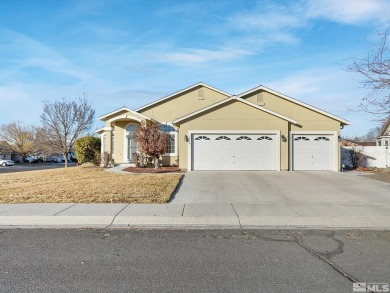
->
[256,93,265,105]
[198,88,204,100]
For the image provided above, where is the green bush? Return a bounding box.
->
[75,136,101,165]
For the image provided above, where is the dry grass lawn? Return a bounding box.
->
[0,166,183,204]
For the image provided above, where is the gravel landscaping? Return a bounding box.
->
[365,171,390,183]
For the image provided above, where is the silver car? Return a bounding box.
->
[0,158,15,167]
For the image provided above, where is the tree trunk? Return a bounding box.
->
[64,153,68,168]
[154,157,159,169]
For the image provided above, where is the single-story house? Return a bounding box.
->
[0,141,13,160]
[96,83,350,171]
[376,118,390,147]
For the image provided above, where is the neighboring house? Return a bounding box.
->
[376,118,390,147]
[96,83,350,171]
[0,141,13,160]
[341,139,376,147]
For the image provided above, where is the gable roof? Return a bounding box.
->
[135,82,231,112]
[172,96,298,124]
[238,85,351,126]
[99,106,154,122]
[379,117,390,136]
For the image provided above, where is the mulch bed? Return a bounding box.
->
[123,166,183,173]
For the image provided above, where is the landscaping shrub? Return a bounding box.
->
[75,136,101,165]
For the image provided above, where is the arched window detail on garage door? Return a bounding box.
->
[257,136,273,140]
[195,136,210,140]
[216,136,231,140]
[237,136,252,140]
[314,136,330,141]
[294,136,309,141]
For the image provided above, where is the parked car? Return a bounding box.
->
[0,158,15,167]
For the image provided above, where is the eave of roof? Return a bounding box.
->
[99,107,154,122]
[98,107,131,120]
[172,96,298,124]
[135,82,231,112]
[238,85,351,126]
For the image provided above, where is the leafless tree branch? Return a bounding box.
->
[39,97,95,167]
[347,28,390,122]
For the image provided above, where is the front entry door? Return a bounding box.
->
[127,125,137,162]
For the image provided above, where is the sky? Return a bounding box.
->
[0,0,389,137]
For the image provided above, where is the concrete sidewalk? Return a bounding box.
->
[0,202,389,229]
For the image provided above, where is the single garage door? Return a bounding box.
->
[292,134,334,171]
[191,133,277,170]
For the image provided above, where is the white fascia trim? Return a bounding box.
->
[95,127,112,134]
[289,131,339,172]
[100,107,155,122]
[187,130,281,172]
[135,82,231,112]
[173,96,297,124]
[173,97,233,124]
[235,97,298,124]
[108,115,142,123]
[98,107,131,120]
[238,85,351,125]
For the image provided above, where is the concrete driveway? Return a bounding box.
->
[171,171,390,205]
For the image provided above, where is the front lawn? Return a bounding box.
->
[0,166,183,204]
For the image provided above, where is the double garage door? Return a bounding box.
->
[191,133,277,170]
[191,132,335,171]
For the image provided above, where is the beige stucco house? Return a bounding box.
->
[96,83,350,171]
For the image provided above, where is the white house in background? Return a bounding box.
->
[377,118,390,146]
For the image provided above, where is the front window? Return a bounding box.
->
[160,124,176,154]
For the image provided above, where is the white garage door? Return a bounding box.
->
[292,134,334,171]
[192,133,277,170]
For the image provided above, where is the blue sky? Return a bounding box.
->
[1,0,389,137]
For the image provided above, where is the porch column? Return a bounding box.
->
[103,127,113,156]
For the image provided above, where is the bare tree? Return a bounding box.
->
[341,145,365,169]
[346,126,382,142]
[133,121,168,169]
[363,126,382,141]
[0,122,36,161]
[347,29,390,121]
[40,98,95,167]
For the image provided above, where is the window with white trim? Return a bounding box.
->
[160,124,177,154]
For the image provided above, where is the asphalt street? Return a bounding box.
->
[0,163,76,173]
[0,229,388,293]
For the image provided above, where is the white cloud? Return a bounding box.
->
[305,0,390,24]
[151,48,253,67]
[0,27,92,81]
